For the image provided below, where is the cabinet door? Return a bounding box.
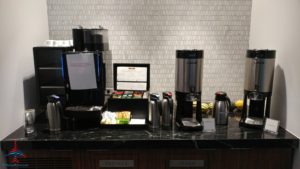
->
[239,149,292,169]
[210,148,292,169]
[209,150,240,169]
[139,150,166,169]
[84,150,139,169]
[5,150,79,169]
[209,149,240,169]
[165,150,208,169]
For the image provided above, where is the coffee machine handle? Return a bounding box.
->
[57,99,70,128]
[168,97,174,115]
[56,101,65,117]
[162,92,173,115]
[225,96,232,112]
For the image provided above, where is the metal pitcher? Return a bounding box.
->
[46,95,62,132]
[213,91,231,125]
[161,92,173,130]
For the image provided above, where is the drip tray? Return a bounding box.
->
[64,106,103,118]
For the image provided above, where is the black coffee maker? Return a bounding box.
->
[240,50,276,128]
[175,50,203,130]
[60,26,109,130]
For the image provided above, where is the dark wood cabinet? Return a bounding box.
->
[83,150,139,169]
[238,149,292,169]
[209,149,240,169]
[3,148,293,169]
[7,150,79,169]
[139,150,166,169]
[165,150,208,169]
[210,148,292,169]
[81,149,209,169]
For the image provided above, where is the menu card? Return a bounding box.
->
[117,67,147,82]
[116,66,148,90]
[66,53,97,90]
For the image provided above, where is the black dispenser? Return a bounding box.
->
[240,50,276,128]
[175,50,204,131]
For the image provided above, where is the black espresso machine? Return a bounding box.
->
[240,50,276,128]
[175,50,203,130]
[62,26,109,129]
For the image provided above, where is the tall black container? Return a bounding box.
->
[175,50,204,131]
[240,50,276,128]
[72,27,109,52]
[72,28,84,51]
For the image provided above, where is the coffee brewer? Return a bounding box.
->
[240,50,276,128]
[60,26,109,130]
[175,50,203,130]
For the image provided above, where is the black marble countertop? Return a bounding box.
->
[1,119,298,151]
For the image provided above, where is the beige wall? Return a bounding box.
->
[249,0,300,168]
[47,0,253,101]
[0,0,49,167]
[0,0,299,167]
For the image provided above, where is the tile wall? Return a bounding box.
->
[47,0,252,101]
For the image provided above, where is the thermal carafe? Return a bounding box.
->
[213,91,231,125]
[161,92,173,130]
[46,95,62,132]
[240,50,276,128]
[175,50,203,130]
[149,93,161,129]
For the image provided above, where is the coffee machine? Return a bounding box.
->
[240,50,276,128]
[175,50,203,130]
[61,26,109,129]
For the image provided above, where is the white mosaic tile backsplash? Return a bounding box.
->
[47,0,252,101]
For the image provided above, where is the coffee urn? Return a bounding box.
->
[175,50,203,130]
[240,50,276,128]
